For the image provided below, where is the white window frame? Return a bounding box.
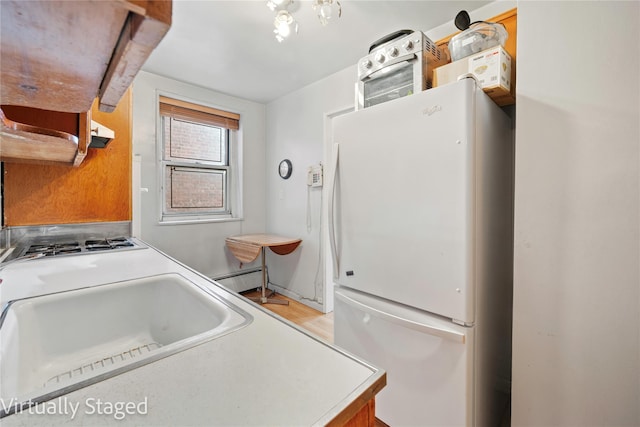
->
[157,94,242,224]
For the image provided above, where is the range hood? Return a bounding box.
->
[90,120,115,148]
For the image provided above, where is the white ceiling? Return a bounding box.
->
[142,0,492,104]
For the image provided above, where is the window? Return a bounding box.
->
[159,96,240,222]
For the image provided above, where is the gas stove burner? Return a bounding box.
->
[85,237,134,250]
[25,242,82,256]
[108,237,134,247]
[55,246,83,254]
[85,241,113,251]
[25,245,52,254]
[21,237,140,259]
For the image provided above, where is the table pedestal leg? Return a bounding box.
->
[250,247,289,305]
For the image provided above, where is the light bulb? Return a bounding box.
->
[273,10,297,42]
[266,0,290,11]
[278,22,290,37]
[320,2,332,22]
[313,0,341,26]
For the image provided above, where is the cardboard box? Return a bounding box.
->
[434,45,512,104]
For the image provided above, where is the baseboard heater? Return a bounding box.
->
[212,267,262,281]
[212,267,263,294]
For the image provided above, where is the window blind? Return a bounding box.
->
[159,96,240,130]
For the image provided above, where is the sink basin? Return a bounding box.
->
[0,273,252,415]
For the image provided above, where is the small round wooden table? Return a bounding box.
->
[225,234,302,305]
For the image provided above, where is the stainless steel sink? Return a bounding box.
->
[0,273,252,416]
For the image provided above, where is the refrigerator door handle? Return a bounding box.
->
[328,143,340,280]
[335,289,466,344]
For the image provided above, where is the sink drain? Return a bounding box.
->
[45,342,162,387]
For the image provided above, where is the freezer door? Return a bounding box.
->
[330,79,477,323]
[334,287,474,426]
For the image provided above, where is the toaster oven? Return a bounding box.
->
[356,30,448,110]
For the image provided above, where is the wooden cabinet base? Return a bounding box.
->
[343,399,377,427]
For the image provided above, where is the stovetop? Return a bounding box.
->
[22,237,142,258]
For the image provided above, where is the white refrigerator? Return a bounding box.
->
[329,78,514,426]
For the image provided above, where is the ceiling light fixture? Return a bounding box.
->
[312,0,341,26]
[273,9,298,43]
[266,0,342,42]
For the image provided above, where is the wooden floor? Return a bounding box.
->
[240,289,334,343]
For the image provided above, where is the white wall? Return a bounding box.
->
[512,1,640,425]
[265,68,355,311]
[132,71,267,279]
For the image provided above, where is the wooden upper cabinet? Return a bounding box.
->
[0,0,171,166]
[0,0,171,114]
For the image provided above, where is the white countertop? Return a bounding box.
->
[0,240,384,426]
